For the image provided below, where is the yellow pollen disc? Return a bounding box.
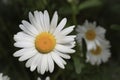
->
[90,46,102,55]
[85,29,96,41]
[35,32,56,54]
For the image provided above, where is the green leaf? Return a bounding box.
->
[59,5,73,15]
[73,56,84,74]
[78,0,102,11]
[111,24,120,30]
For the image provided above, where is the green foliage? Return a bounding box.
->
[0,0,120,80]
[73,56,84,74]
[111,24,120,30]
[78,0,102,11]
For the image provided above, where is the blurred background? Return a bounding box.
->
[0,0,120,80]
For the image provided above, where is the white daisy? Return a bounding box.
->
[37,76,50,80]
[76,20,106,50]
[0,73,10,80]
[13,10,76,74]
[86,39,111,65]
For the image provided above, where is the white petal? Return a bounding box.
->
[84,20,89,26]
[95,39,100,46]
[51,52,65,69]
[29,11,42,32]
[76,25,86,33]
[57,55,67,65]
[86,41,96,50]
[54,18,67,35]
[3,76,10,80]
[57,51,71,59]
[57,35,76,44]
[14,32,34,42]
[35,54,42,70]
[55,44,75,53]
[19,24,35,36]
[54,51,67,65]
[18,49,37,61]
[47,53,54,73]
[37,54,43,73]
[44,10,50,32]
[85,21,96,29]
[25,52,42,69]
[54,33,64,40]
[63,42,76,48]
[37,77,41,80]
[45,63,49,72]
[14,41,34,48]
[101,51,111,63]
[13,48,35,57]
[34,11,43,31]
[39,11,46,31]
[22,20,39,35]
[0,73,3,77]
[96,58,101,65]
[30,54,41,71]
[86,54,90,62]
[45,76,50,80]
[50,11,58,33]
[29,12,36,27]
[90,54,98,65]
[90,57,96,65]
[13,49,26,57]
[40,54,48,75]
[99,39,111,48]
[95,26,106,35]
[60,25,75,36]
[26,56,35,68]
[76,33,83,44]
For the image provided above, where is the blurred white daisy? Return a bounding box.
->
[0,73,10,80]
[86,39,111,65]
[76,20,106,50]
[13,10,76,74]
[37,76,50,80]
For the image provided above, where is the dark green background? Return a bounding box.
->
[0,0,120,80]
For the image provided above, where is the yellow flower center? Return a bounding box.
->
[85,29,96,40]
[35,32,56,54]
[90,46,102,55]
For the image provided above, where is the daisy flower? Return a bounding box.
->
[86,39,111,65]
[37,76,50,80]
[76,20,106,50]
[0,73,10,80]
[13,10,76,74]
